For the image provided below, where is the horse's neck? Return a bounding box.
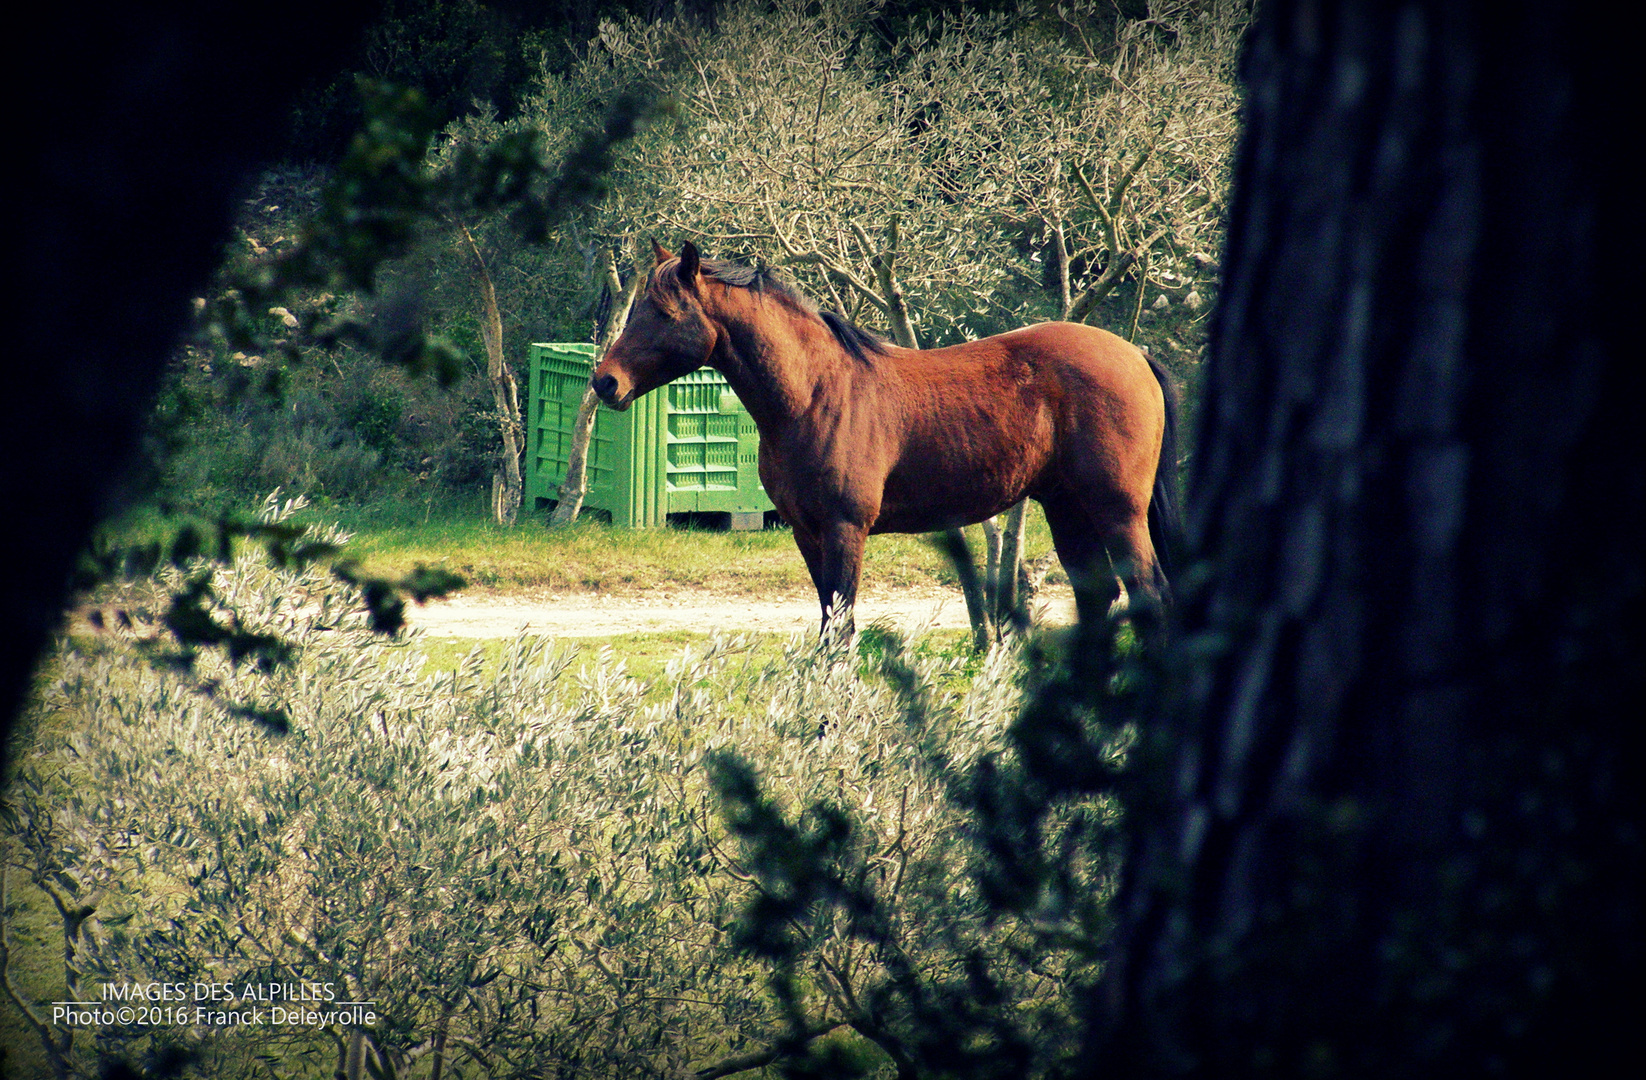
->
[710,307,850,432]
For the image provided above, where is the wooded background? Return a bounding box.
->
[4,0,1638,1075]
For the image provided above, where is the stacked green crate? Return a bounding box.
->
[524,343,774,527]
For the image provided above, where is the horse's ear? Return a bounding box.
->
[651,239,673,265]
[678,240,701,288]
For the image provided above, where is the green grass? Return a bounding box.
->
[410,629,786,699]
[330,512,1060,597]
[108,493,1064,598]
[339,513,820,594]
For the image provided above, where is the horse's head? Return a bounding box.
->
[591,240,719,411]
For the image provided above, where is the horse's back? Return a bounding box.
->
[960,323,1165,507]
[898,322,1149,392]
[860,322,1162,532]
[1000,321,1153,392]
[914,322,1161,449]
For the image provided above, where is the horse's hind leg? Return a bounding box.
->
[1039,498,1122,627]
[1041,499,1164,638]
[1100,515,1166,639]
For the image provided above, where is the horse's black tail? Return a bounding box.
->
[1144,350,1183,604]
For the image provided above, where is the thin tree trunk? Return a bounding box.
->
[428,1000,453,1080]
[1050,215,1073,320]
[547,386,601,527]
[1019,550,1058,610]
[465,226,522,527]
[1126,247,1149,343]
[998,499,1027,627]
[980,516,1003,641]
[851,218,918,350]
[982,503,1034,638]
[549,242,643,527]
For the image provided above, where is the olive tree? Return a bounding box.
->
[6,499,1098,1077]
[550,0,1242,346]
[521,0,1244,639]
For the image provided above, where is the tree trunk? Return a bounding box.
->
[978,516,1003,642]
[1125,247,1149,344]
[852,218,919,352]
[428,1000,453,1080]
[979,508,1030,638]
[1049,215,1073,319]
[1093,2,1641,1074]
[549,242,643,527]
[997,499,1027,627]
[466,227,523,527]
[547,386,601,527]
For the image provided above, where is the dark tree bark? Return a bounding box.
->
[3,5,375,761]
[1094,2,1641,1075]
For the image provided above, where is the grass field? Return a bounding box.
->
[107,494,1065,597]
[79,493,1072,706]
[329,505,1061,596]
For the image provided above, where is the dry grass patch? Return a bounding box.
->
[328,508,1061,596]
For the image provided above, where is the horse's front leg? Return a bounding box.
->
[788,520,827,607]
[816,519,869,638]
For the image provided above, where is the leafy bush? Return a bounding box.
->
[5,510,1126,1077]
[143,338,500,518]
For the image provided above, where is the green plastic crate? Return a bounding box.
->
[524,343,774,528]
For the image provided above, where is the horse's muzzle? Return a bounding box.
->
[591,373,628,410]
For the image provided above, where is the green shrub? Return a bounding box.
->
[5,508,1119,1077]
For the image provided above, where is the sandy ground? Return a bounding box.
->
[403,583,1079,638]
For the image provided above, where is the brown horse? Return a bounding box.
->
[592,241,1180,633]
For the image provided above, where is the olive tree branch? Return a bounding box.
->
[691,1018,854,1078]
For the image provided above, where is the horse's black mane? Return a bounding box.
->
[694,258,890,364]
[817,310,888,364]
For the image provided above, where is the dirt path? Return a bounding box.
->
[405,583,1078,638]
